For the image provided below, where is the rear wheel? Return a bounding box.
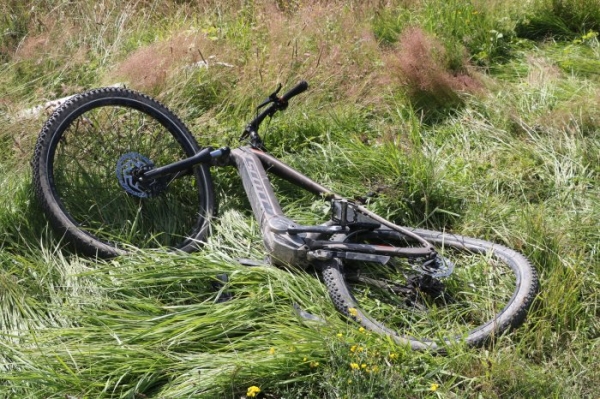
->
[322,228,538,350]
[32,87,215,257]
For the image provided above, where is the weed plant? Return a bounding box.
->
[1,0,599,398]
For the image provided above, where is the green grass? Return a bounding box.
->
[1,0,599,397]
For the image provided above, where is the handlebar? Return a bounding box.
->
[240,80,309,149]
[280,80,309,103]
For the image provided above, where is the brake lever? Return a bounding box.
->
[239,83,284,144]
[256,83,282,109]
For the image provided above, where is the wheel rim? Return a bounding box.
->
[342,231,520,345]
[50,102,207,250]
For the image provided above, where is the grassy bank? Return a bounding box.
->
[1,0,599,397]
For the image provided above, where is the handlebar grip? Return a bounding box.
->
[280,80,309,102]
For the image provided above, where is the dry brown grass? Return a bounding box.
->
[7,0,481,114]
[107,0,393,106]
[10,7,90,63]
[512,56,600,136]
[525,55,563,87]
[541,90,600,136]
[383,27,481,115]
[14,35,50,62]
[110,32,219,92]
[9,0,476,114]
[229,1,387,105]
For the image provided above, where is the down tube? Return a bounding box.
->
[230,147,308,266]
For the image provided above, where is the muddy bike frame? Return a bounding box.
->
[138,81,437,268]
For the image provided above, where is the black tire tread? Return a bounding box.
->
[32,87,215,257]
[322,228,539,351]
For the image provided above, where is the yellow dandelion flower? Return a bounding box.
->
[361,363,367,369]
[350,362,360,370]
[583,30,598,40]
[350,345,357,353]
[389,353,398,360]
[247,385,261,398]
[357,346,364,353]
[310,361,319,368]
[268,347,275,355]
[429,383,440,392]
[358,327,365,333]
[336,333,343,338]
[348,307,358,317]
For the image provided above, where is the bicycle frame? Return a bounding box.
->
[136,78,438,268]
[227,146,437,267]
[141,143,437,267]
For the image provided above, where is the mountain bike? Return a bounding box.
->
[32,81,538,350]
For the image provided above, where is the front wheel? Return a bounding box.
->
[32,87,216,257]
[322,228,538,350]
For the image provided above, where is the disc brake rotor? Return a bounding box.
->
[116,152,165,198]
[412,255,455,278]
